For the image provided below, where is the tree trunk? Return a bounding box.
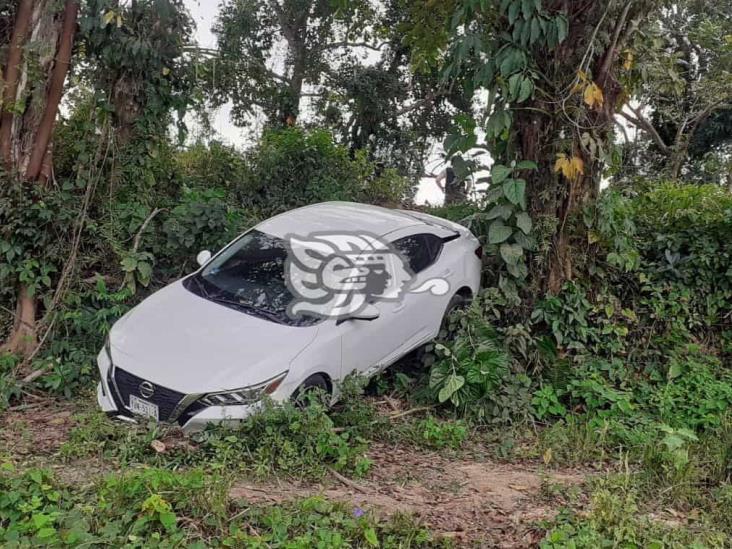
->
[511,1,644,296]
[4,285,37,357]
[443,168,466,205]
[0,0,33,167]
[25,0,78,180]
[1,0,78,358]
[283,41,306,125]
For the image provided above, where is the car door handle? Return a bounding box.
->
[438,268,452,277]
[393,303,406,313]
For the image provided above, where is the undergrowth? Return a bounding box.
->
[0,464,446,547]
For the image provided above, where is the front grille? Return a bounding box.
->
[113,367,185,422]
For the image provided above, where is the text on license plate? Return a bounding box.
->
[129,394,159,420]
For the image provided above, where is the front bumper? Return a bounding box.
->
[96,350,267,433]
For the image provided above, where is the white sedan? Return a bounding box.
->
[96,202,481,431]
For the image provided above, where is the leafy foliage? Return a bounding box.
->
[0,464,440,547]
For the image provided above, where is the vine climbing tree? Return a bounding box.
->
[439,0,660,295]
[0,0,79,357]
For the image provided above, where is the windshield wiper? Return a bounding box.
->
[205,294,286,324]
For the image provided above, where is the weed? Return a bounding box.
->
[0,465,443,547]
[414,416,468,450]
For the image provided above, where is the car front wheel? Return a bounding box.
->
[291,373,330,408]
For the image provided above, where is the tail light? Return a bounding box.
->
[474,245,483,259]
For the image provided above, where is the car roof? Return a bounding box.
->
[257,201,431,238]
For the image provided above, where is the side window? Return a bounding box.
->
[392,233,444,274]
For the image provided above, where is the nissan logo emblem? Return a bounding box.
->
[139,381,155,399]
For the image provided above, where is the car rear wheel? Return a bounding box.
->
[291,373,331,408]
[439,293,469,341]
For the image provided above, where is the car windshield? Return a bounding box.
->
[183,230,318,327]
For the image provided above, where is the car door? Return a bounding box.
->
[339,230,448,378]
[389,232,452,348]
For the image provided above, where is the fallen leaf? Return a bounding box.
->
[150,440,166,453]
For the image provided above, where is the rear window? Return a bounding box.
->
[391,233,444,274]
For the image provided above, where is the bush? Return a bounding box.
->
[191,399,372,479]
[238,127,410,214]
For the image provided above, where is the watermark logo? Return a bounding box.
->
[284,231,449,319]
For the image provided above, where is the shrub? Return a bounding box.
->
[416,416,468,449]
[238,127,409,214]
[190,399,372,479]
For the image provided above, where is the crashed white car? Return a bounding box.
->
[97,202,481,431]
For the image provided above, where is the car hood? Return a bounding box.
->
[109,280,319,394]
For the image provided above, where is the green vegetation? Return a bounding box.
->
[1,0,731,546]
[0,464,443,547]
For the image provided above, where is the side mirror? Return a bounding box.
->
[196,250,212,267]
[336,304,380,325]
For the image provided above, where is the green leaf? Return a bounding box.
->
[485,110,509,138]
[530,16,541,44]
[159,511,177,530]
[438,374,465,403]
[136,262,153,282]
[486,204,513,220]
[499,47,524,76]
[668,361,683,380]
[517,77,533,102]
[521,0,534,19]
[508,1,520,25]
[508,73,522,100]
[491,164,512,184]
[363,527,379,547]
[503,178,526,207]
[556,15,568,43]
[515,212,532,234]
[37,527,56,539]
[33,514,53,528]
[506,260,528,278]
[489,221,513,244]
[500,243,524,265]
[120,257,138,272]
[515,160,538,170]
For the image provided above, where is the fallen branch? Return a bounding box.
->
[131,207,164,256]
[387,405,435,420]
[327,466,368,494]
[331,405,436,432]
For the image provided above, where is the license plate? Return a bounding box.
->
[129,394,159,420]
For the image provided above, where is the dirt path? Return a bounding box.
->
[230,442,587,547]
[2,400,589,546]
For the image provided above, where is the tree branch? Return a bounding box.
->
[617,106,669,153]
[323,41,388,52]
[395,90,439,117]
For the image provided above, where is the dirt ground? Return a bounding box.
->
[1,398,79,456]
[2,400,589,547]
[231,442,588,547]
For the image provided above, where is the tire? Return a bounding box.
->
[439,293,469,341]
[291,373,330,408]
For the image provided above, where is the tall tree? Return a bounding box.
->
[617,0,732,180]
[438,0,660,294]
[0,0,79,356]
[313,0,471,183]
[80,0,195,146]
[211,0,375,126]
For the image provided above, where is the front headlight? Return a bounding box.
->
[199,370,288,407]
